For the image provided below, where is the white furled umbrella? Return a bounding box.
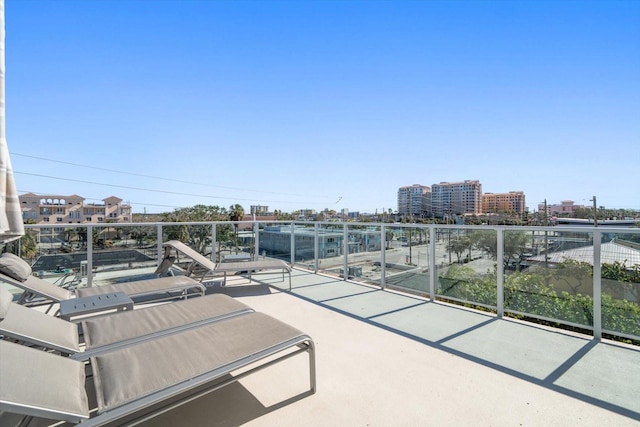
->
[0,0,25,244]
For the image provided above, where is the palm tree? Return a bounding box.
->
[229,204,245,254]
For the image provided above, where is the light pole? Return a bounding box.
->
[590,196,598,227]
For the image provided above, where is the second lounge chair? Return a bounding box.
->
[0,253,206,313]
[0,287,253,359]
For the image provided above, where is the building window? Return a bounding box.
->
[97,217,103,222]
[56,218,62,222]
[43,217,49,222]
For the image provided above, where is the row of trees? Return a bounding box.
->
[441,230,531,270]
[570,206,638,221]
[10,204,250,261]
[160,204,245,257]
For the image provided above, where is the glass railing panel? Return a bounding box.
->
[504,229,595,328]
[601,231,640,340]
[383,225,430,295]
[89,224,159,286]
[211,221,255,262]
[437,227,497,309]
[235,221,256,260]
[290,223,316,268]
[257,222,294,263]
[344,224,383,286]
[19,225,90,289]
[314,223,345,279]
[162,223,211,258]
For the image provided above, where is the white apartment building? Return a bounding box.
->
[250,205,270,215]
[397,184,431,217]
[431,180,482,219]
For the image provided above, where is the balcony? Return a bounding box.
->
[3,221,640,425]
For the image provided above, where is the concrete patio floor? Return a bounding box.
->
[140,268,640,427]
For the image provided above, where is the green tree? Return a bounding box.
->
[64,228,78,244]
[130,226,156,248]
[228,204,245,254]
[162,205,229,255]
[2,229,38,260]
[385,230,394,250]
[447,236,470,264]
[473,230,529,270]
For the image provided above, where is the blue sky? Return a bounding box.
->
[5,0,640,214]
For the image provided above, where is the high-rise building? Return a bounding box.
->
[482,191,526,216]
[250,205,270,215]
[431,180,482,219]
[397,184,430,218]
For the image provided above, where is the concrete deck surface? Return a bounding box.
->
[140,268,640,427]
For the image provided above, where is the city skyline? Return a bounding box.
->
[6,0,639,213]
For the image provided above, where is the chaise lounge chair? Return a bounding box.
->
[0,287,253,360]
[0,311,316,425]
[0,253,206,312]
[160,240,292,290]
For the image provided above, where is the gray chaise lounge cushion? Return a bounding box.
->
[25,274,74,300]
[0,253,31,282]
[1,291,252,357]
[0,286,12,320]
[75,275,202,299]
[81,293,252,350]
[0,294,80,353]
[91,312,307,413]
[0,340,89,422]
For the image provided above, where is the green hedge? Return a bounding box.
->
[438,263,640,339]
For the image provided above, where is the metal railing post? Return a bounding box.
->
[314,223,319,272]
[211,224,217,262]
[429,225,436,301]
[496,227,504,318]
[86,225,93,287]
[290,222,295,265]
[252,222,258,261]
[156,224,163,266]
[593,229,602,341]
[343,223,348,281]
[380,225,386,289]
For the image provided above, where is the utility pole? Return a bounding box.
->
[590,196,598,227]
[544,199,549,266]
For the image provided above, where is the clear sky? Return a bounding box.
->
[5,0,640,214]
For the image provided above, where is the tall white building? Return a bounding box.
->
[431,180,482,219]
[397,184,430,217]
